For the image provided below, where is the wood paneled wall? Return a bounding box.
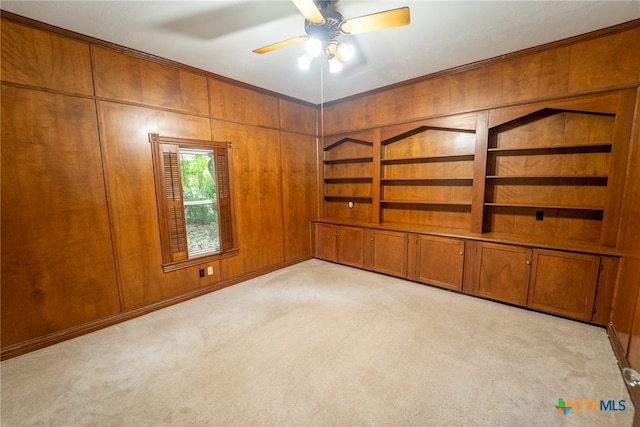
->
[322,24,640,134]
[2,11,639,365]
[321,20,640,367]
[0,14,318,358]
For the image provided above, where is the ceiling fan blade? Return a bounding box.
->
[253,35,308,54]
[291,0,325,24]
[341,7,410,35]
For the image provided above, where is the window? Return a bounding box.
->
[149,133,236,272]
[180,148,219,256]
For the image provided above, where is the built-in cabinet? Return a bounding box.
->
[408,234,465,291]
[467,242,531,306]
[313,223,365,268]
[314,91,632,326]
[464,242,606,321]
[527,249,601,321]
[365,229,408,278]
[312,221,617,324]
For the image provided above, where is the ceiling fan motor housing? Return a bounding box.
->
[305,8,344,41]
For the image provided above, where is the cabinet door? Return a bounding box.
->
[476,243,532,306]
[313,223,338,262]
[410,235,465,291]
[528,249,600,321]
[337,226,365,268]
[368,230,408,277]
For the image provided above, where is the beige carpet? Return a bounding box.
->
[1,259,632,426]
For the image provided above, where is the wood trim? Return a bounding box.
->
[371,128,381,224]
[0,10,318,109]
[471,111,488,233]
[148,133,238,267]
[600,89,638,246]
[606,322,640,426]
[149,133,229,148]
[0,256,312,360]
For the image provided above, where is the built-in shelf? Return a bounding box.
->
[325,195,373,201]
[486,175,607,180]
[324,157,374,165]
[382,200,472,206]
[382,177,474,182]
[324,177,373,182]
[484,202,604,211]
[381,154,474,164]
[487,144,612,154]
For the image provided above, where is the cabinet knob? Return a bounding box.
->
[526,260,531,265]
[459,251,464,255]
[371,237,374,241]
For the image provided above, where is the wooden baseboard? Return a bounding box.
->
[1,256,311,360]
[606,322,640,426]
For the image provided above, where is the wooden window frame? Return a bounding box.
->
[149,133,238,272]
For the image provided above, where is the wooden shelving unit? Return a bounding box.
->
[483,108,615,243]
[318,93,632,248]
[322,134,375,221]
[380,125,477,229]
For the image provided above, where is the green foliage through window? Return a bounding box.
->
[180,148,220,254]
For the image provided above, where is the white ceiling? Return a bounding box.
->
[2,1,640,104]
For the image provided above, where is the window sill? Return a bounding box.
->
[161,248,239,273]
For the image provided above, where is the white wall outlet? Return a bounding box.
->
[207,266,214,275]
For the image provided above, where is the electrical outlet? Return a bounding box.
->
[207,266,214,275]
[536,211,544,221]
[199,268,205,278]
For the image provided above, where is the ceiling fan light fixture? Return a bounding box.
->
[337,42,354,62]
[328,55,343,73]
[305,37,323,57]
[252,1,410,74]
[297,53,313,71]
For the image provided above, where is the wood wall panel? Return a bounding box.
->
[97,101,215,310]
[375,84,426,126]
[211,120,285,279]
[1,86,120,346]
[280,99,317,135]
[280,131,319,261]
[322,93,376,134]
[92,47,209,116]
[0,20,93,95]
[448,64,503,113]
[568,28,640,93]
[500,47,570,103]
[209,79,280,129]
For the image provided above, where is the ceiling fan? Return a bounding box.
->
[253,0,410,72]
